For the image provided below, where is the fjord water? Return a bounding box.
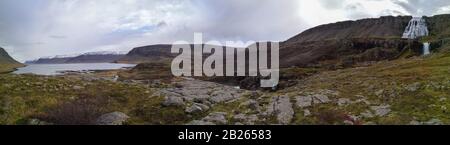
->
[13,63,136,75]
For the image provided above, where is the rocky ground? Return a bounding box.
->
[1,51,449,125]
[150,52,450,125]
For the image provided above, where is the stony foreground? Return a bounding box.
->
[1,52,450,125]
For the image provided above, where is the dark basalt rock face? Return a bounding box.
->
[280,38,422,67]
[285,16,412,44]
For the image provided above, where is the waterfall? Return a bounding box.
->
[402,17,429,39]
[402,17,431,55]
[423,42,430,55]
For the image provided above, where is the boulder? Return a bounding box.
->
[72,85,84,90]
[312,94,331,104]
[96,112,129,125]
[187,120,215,125]
[210,90,236,103]
[162,96,185,107]
[267,96,294,124]
[185,103,210,114]
[424,119,443,125]
[371,105,391,117]
[202,112,228,125]
[240,99,259,110]
[337,98,352,106]
[233,114,259,125]
[27,119,53,125]
[405,82,421,92]
[295,96,312,108]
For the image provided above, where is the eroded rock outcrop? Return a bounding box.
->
[266,96,294,124]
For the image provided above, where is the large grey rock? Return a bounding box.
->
[185,103,210,114]
[96,112,129,125]
[375,90,384,97]
[295,96,312,108]
[295,92,331,108]
[267,96,294,124]
[187,120,216,125]
[27,119,53,125]
[371,105,391,117]
[424,119,443,125]
[210,91,236,103]
[406,82,421,92]
[337,98,352,106]
[202,112,228,125]
[72,85,84,90]
[313,94,331,104]
[409,120,421,125]
[162,96,185,107]
[319,89,340,96]
[160,78,245,106]
[303,109,311,117]
[240,99,260,110]
[233,114,259,125]
[360,110,375,118]
[157,90,182,97]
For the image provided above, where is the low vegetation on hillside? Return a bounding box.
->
[0,48,24,73]
[0,74,192,125]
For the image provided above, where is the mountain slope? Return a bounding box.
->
[279,16,419,68]
[116,45,174,64]
[0,47,24,73]
[119,16,422,68]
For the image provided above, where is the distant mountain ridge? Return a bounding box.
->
[27,51,126,64]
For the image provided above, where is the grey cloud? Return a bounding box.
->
[391,0,450,15]
[1,0,450,62]
[49,35,67,39]
[319,0,345,9]
[15,42,45,46]
[187,0,307,42]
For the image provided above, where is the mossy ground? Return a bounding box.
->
[278,48,450,125]
[0,74,189,125]
[1,47,450,125]
[0,63,24,73]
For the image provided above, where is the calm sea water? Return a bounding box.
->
[13,63,136,75]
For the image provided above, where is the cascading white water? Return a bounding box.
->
[423,42,430,55]
[402,17,429,39]
[402,17,432,55]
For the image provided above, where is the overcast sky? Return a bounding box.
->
[1,0,450,62]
